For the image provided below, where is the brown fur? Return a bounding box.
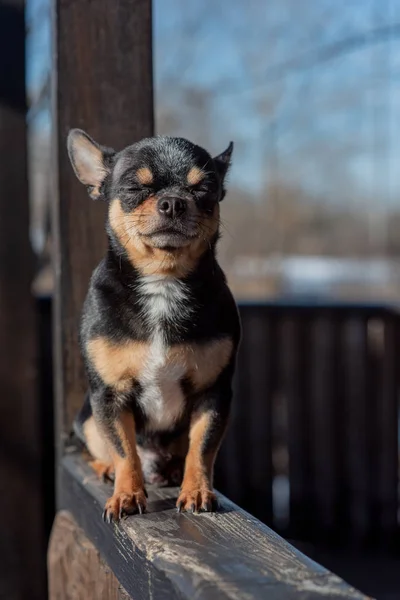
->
[177,410,219,512]
[87,335,233,393]
[103,411,146,520]
[136,166,153,185]
[187,166,205,186]
[108,198,219,277]
[87,338,150,392]
[89,459,114,481]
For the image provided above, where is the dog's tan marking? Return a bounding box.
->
[87,337,150,391]
[112,412,142,480]
[185,337,233,390]
[89,459,114,481]
[136,167,153,185]
[109,198,219,277]
[90,188,101,199]
[187,166,205,186]
[187,411,216,476]
[83,416,112,464]
[177,410,220,511]
[134,195,159,219]
[103,411,146,520]
[87,335,233,393]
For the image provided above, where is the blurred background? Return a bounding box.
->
[2,0,400,598]
[29,0,400,302]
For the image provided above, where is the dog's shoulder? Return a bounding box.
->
[182,260,241,345]
[80,254,145,346]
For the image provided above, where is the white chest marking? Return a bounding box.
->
[136,275,192,431]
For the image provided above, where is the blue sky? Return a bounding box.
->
[27,0,400,207]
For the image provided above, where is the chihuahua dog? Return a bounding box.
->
[68,130,241,522]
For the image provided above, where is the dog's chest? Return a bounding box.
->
[136,276,191,431]
[89,277,233,432]
[137,334,186,430]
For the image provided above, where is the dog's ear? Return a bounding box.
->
[213,141,233,182]
[67,129,114,199]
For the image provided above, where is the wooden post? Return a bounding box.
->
[51,0,154,450]
[50,0,153,595]
[48,512,129,600]
[0,1,46,598]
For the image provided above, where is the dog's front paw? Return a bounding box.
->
[176,486,218,513]
[102,488,147,523]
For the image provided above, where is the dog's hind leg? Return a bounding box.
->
[73,393,114,482]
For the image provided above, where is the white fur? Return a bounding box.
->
[136,275,192,431]
[137,275,192,326]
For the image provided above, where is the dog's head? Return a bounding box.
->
[67,131,233,277]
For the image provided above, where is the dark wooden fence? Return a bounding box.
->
[217,303,399,550]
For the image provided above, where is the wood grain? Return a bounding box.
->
[51,0,154,445]
[61,453,368,600]
[48,511,130,600]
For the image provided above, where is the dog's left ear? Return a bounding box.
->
[213,141,233,182]
[67,129,115,200]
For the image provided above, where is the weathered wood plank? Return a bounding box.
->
[61,453,368,600]
[48,511,130,600]
[51,0,154,448]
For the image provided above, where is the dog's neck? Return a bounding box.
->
[135,274,193,333]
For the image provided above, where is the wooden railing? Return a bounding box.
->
[50,450,368,599]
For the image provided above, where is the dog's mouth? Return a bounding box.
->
[140,226,197,249]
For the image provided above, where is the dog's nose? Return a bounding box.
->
[157,197,187,218]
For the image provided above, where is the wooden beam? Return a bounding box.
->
[51,0,153,447]
[60,453,368,600]
[0,1,46,597]
[48,511,129,600]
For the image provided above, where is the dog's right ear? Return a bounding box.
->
[67,129,115,199]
